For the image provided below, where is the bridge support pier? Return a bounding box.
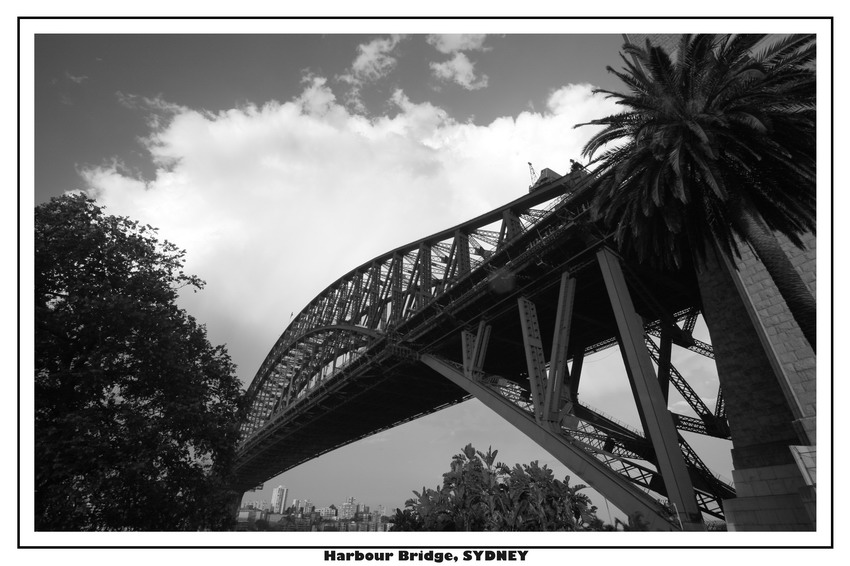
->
[697,246,816,531]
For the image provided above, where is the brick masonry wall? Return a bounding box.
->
[697,231,816,530]
[696,235,815,469]
[730,231,816,442]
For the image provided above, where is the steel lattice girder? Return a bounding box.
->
[239,173,583,440]
[236,169,734,526]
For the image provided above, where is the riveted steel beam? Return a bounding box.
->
[546,272,576,425]
[657,326,673,403]
[517,296,548,424]
[596,247,704,531]
[499,209,523,247]
[461,320,491,380]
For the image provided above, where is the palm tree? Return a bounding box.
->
[576,34,816,351]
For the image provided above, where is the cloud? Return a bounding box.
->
[116,91,187,114]
[65,70,88,84]
[80,79,619,386]
[430,53,489,91]
[116,92,192,132]
[351,35,406,82]
[426,34,489,54]
[338,35,406,110]
[426,35,490,91]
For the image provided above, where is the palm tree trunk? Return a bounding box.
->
[729,206,817,352]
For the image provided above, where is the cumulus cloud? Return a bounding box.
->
[426,34,489,54]
[80,79,619,385]
[427,35,490,91]
[338,35,406,110]
[430,52,489,91]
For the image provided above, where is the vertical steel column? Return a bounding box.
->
[366,263,381,329]
[417,243,432,310]
[461,330,475,378]
[596,247,703,530]
[501,209,523,245]
[569,345,584,402]
[334,281,349,325]
[517,297,548,424]
[545,273,576,424]
[461,320,491,380]
[347,273,363,325]
[388,254,403,326]
[473,321,491,374]
[455,231,471,277]
[657,326,673,403]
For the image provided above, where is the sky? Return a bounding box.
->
[19,15,837,551]
[31,29,652,514]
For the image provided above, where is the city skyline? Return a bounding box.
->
[244,488,388,517]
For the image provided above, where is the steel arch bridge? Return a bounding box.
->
[234,169,735,531]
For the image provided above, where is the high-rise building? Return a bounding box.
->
[340,497,357,520]
[271,485,289,514]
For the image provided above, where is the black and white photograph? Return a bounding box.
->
[16,8,836,563]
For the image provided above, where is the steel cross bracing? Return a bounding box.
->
[236,168,734,528]
[465,271,731,526]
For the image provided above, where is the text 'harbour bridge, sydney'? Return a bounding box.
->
[233,167,738,531]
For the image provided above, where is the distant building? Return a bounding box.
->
[290,498,314,515]
[271,485,289,514]
[246,499,267,510]
[340,497,357,520]
[236,508,267,523]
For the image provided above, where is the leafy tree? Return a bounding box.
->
[614,512,651,531]
[390,507,424,531]
[253,519,270,531]
[390,444,599,531]
[35,193,245,531]
[576,34,816,351]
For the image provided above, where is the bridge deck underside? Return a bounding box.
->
[234,358,469,490]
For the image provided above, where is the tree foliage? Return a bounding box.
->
[576,34,816,350]
[35,194,245,531]
[390,444,599,531]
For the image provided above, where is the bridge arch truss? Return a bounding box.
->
[236,170,734,531]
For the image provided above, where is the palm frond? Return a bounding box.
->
[575,32,815,270]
